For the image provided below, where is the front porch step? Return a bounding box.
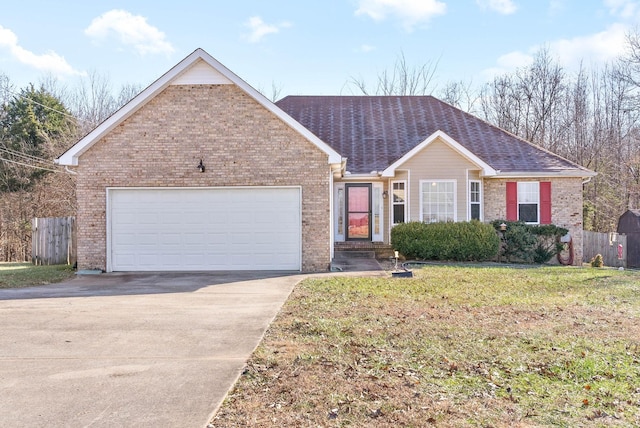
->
[334,242,395,259]
[333,250,376,259]
[330,250,383,272]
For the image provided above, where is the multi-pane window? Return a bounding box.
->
[421,180,455,223]
[391,181,406,225]
[518,182,539,223]
[507,181,551,224]
[470,181,481,220]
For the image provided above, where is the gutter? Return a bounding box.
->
[489,170,598,179]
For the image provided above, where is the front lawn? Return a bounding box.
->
[211,266,640,427]
[0,262,76,288]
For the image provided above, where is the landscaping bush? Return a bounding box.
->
[391,221,500,262]
[491,220,568,264]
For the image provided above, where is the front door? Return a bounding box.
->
[346,184,371,240]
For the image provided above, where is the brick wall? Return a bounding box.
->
[76,84,331,272]
[484,177,584,265]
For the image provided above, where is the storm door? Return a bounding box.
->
[346,184,372,240]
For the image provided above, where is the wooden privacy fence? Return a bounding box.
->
[31,217,76,266]
[582,230,626,268]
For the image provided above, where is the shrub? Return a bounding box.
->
[590,254,604,268]
[391,221,500,262]
[530,224,569,264]
[491,220,568,264]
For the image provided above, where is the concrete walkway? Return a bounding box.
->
[0,271,302,428]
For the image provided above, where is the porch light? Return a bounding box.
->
[382,190,388,199]
[197,159,205,173]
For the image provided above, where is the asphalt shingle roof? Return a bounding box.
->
[276,95,590,175]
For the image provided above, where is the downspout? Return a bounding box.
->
[329,168,334,264]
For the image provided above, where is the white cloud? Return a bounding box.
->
[548,0,566,16]
[0,25,84,77]
[482,51,533,79]
[358,44,376,53]
[498,51,534,69]
[476,0,517,14]
[482,23,628,79]
[355,0,447,31]
[605,0,639,19]
[243,16,291,43]
[85,9,174,55]
[549,23,628,67]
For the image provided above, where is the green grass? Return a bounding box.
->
[212,266,640,427]
[0,262,76,288]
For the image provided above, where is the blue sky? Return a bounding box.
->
[0,1,638,97]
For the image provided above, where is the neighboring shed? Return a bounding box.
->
[617,209,640,268]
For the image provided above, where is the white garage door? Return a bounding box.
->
[108,187,301,271]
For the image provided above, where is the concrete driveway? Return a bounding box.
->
[0,271,302,427]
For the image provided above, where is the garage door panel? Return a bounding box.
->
[251,233,273,245]
[159,253,182,264]
[160,234,181,245]
[206,232,228,243]
[136,233,158,245]
[137,212,159,223]
[109,188,301,271]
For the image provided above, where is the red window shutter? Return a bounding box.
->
[506,182,517,221]
[540,182,552,224]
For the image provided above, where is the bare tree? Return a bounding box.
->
[116,82,142,108]
[347,51,440,95]
[618,27,640,90]
[479,45,640,231]
[480,48,565,151]
[438,79,479,113]
[0,72,14,105]
[257,81,284,102]
[70,71,118,133]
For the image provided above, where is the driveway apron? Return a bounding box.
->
[0,271,301,427]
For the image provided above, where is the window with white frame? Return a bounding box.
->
[421,180,455,223]
[391,181,406,225]
[518,181,539,223]
[469,181,481,220]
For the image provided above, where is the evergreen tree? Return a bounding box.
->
[0,84,77,192]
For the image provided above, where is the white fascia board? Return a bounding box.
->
[491,170,598,179]
[339,174,386,181]
[381,130,497,178]
[56,48,342,166]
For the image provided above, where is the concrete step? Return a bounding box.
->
[333,250,376,259]
[334,243,395,259]
[330,251,383,273]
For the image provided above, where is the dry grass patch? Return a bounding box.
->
[211,266,640,427]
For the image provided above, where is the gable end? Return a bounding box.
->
[381,130,497,178]
[56,48,341,166]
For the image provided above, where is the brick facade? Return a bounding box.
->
[76,84,331,272]
[484,177,584,265]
